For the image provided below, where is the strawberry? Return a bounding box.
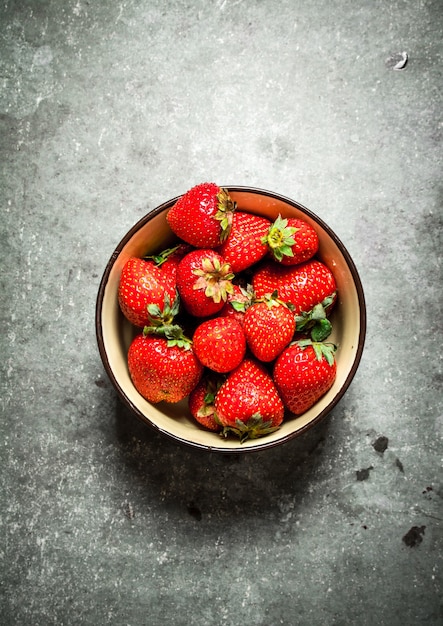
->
[118,245,187,327]
[262,215,319,265]
[273,339,337,415]
[166,182,236,248]
[193,316,246,373]
[176,249,235,317]
[188,373,224,432]
[243,292,295,362]
[214,358,285,442]
[252,259,337,317]
[127,329,203,404]
[217,210,270,272]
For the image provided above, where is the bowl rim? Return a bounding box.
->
[95,185,367,453]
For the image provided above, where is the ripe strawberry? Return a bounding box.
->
[217,210,270,272]
[243,292,295,362]
[118,245,186,327]
[167,182,236,248]
[176,249,235,317]
[128,331,203,404]
[252,259,337,317]
[214,358,285,442]
[188,373,224,432]
[193,316,246,373]
[262,215,319,265]
[273,339,337,415]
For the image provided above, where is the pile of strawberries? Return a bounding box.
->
[118,183,338,442]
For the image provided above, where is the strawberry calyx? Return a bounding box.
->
[295,293,336,341]
[145,291,180,326]
[193,256,235,303]
[294,338,337,366]
[228,283,255,313]
[221,413,281,444]
[197,375,225,419]
[143,322,193,350]
[262,214,298,261]
[254,290,294,311]
[143,292,192,349]
[215,187,237,242]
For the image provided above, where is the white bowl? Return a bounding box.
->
[96,186,366,453]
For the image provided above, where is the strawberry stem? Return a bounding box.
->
[144,245,181,266]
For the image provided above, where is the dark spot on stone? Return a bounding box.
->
[362,525,368,530]
[123,501,135,520]
[356,466,373,481]
[187,502,202,521]
[402,525,425,547]
[422,486,434,499]
[395,458,404,473]
[95,378,107,388]
[373,436,389,454]
[309,436,326,456]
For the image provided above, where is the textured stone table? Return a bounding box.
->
[1,1,442,624]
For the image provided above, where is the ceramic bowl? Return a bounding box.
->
[96,186,366,453]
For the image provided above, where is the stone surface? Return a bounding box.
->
[1,1,442,624]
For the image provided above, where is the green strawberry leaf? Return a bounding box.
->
[221,413,280,443]
[319,342,337,366]
[144,245,180,266]
[294,338,337,365]
[310,318,333,342]
[262,214,298,261]
[310,303,326,321]
[143,318,193,350]
[295,294,336,340]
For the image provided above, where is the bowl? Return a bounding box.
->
[96,186,366,453]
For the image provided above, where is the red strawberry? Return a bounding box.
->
[263,215,319,265]
[218,282,255,326]
[188,373,224,432]
[214,358,284,442]
[176,249,235,317]
[243,292,295,362]
[193,316,246,373]
[273,339,337,415]
[128,331,203,404]
[252,259,337,317]
[118,245,186,327]
[167,182,236,248]
[217,211,270,272]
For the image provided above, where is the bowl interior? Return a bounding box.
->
[97,187,366,452]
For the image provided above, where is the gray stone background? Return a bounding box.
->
[1,1,442,624]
